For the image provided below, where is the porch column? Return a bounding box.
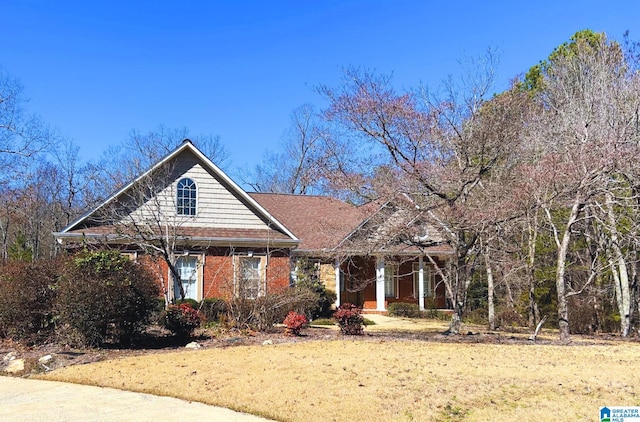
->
[334,258,341,308]
[418,256,425,311]
[376,257,386,312]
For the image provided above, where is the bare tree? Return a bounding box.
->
[318,56,531,334]
[94,160,196,303]
[523,32,640,340]
[0,66,53,185]
[0,67,67,261]
[97,125,230,195]
[242,104,327,195]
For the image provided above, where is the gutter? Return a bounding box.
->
[53,232,300,248]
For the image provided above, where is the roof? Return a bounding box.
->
[59,225,296,247]
[336,199,453,257]
[250,193,453,257]
[249,193,374,252]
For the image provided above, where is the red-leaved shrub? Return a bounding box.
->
[164,303,202,338]
[333,303,364,335]
[283,311,308,336]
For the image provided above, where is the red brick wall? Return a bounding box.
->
[203,254,235,299]
[201,248,292,300]
[266,255,291,293]
[136,248,292,301]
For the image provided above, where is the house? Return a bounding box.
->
[54,140,452,313]
[54,140,298,303]
[250,193,452,312]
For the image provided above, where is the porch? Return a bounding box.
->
[324,255,449,313]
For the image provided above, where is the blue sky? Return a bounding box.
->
[4,1,639,178]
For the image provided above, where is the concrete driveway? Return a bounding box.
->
[0,376,270,422]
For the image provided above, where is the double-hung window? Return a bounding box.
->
[237,256,263,299]
[175,256,199,300]
[384,264,398,298]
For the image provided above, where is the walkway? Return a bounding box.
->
[0,376,270,422]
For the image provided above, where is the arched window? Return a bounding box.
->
[177,178,197,216]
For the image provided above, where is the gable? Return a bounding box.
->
[134,149,273,230]
[337,201,452,256]
[56,141,298,246]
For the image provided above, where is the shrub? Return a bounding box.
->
[283,311,308,336]
[56,250,160,347]
[387,302,421,318]
[568,295,598,334]
[175,298,199,309]
[0,259,60,343]
[362,317,376,326]
[463,307,489,325]
[199,297,228,322]
[164,303,202,338]
[333,303,364,335]
[293,271,337,319]
[496,308,525,329]
[227,288,319,332]
[287,287,323,320]
[149,297,167,324]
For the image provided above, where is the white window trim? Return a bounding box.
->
[176,177,198,217]
[171,252,204,302]
[234,254,267,299]
[121,251,138,262]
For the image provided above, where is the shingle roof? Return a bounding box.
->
[249,193,374,252]
[62,225,294,245]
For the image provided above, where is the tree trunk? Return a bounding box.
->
[165,254,185,302]
[526,212,540,328]
[447,249,474,334]
[503,279,515,308]
[553,198,583,342]
[485,248,495,331]
[606,197,631,336]
[447,266,464,334]
[528,281,541,328]
[448,301,464,334]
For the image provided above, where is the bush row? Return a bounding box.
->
[387,302,450,320]
[0,251,340,345]
[0,250,160,347]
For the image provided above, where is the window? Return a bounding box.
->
[237,256,263,299]
[177,178,197,216]
[384,264,397,298]
[413,262,432,298]
[174,256,199,300]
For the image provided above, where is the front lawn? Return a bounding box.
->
[40,326,640,421]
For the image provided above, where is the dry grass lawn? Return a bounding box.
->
[40,322,640,421]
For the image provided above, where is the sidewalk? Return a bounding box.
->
[0,376,270,422]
